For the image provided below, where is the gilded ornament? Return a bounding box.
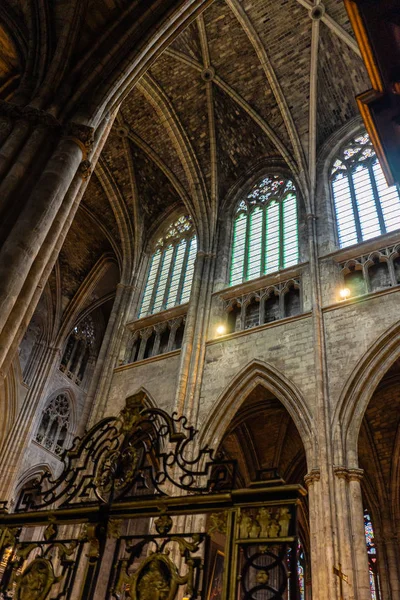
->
[155,514,173,535]
[256,570,269,584]
[207,511,228,537]
[15,558,61,600]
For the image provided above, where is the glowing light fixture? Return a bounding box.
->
[339,287,351,301]
[216,324,226,336]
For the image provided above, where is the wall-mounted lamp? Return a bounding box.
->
[339,287,351,301]
[216,324,226,336]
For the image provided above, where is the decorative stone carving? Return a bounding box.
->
[14,558,62,600]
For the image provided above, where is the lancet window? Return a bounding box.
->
[35,394,70,456]
[330,133,400,248]
[364,509,381,600]
[59,316,95,386]
[230,175,299,286]
[139,215,197,317]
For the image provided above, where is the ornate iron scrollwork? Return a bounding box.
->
[15,391,235,512]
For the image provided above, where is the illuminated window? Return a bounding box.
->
[331,133,400,248]
[139,215,197,317]
[230,175,299,286]
[364,509,381,600]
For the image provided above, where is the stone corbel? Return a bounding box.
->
[304,469,321,488]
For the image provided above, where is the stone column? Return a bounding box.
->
[379,513,400,598]
[304,469,323,598]
[0,133,89,336]
[347,469,371,600]
[333,467,355,599]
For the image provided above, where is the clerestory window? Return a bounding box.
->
[139,215,197,317]
[35,394,70,456]
[230,175,299,286]
[331,132,400,249]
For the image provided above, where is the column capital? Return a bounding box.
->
[347,467,364,482]
[333,466,364,481]
[197,250,216,259]
[64,122,95,159]
[304,468,321,487]
[333,465,349,479]
[0,100,61,129]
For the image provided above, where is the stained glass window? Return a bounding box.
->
[364,509,381,600]
[331,133,400,248]
[139,215,197,317]
[230,175,299,286]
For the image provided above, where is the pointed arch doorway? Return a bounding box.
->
[206,384,310,600]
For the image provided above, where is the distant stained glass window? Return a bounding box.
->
[331,133,400,248]
[139,215,197,317]
[230,175,299,286]
[364,509,381,600]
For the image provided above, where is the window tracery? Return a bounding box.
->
[139,215,197,318]
[230,175,299,286]
[330,133,400,248]
[35,394,70,456]
[59,315,95,386]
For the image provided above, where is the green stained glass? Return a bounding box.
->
[265,200,280,273]
[230,212,247,285]
[230,175,299,287]
[138,215,197,317]
[139,251,161,317]
[180,237,197,303]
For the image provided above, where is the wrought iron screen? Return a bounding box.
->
[0,391,306,600]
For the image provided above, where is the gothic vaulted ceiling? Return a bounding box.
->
[91,0,371,262]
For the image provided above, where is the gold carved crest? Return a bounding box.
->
[15,558,61,600]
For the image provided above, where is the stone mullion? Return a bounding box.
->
[51,420,63,453]
[261,206,267,275]
[279,199,284,270]
[148,250,165,315]
[167,318,184,353]
[243,210,251,282]
[65,337,80,375]
[73,342,87,383]
[368,162,386,235]
[176,239,191,304]
[162,244,178,310]
[152,323,166,357]
[347,168,363,243]
[136,328,152,362]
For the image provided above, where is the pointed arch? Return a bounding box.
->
[198,359,316,466]
[333,321,400,467]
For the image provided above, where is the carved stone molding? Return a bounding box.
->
[333,466,349,480]
[304,469,321,488]
[0,100,61,129]
[78,159,92,180]
[64,122,95,159]
[347,468,364,482]
[333,466,364,482]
